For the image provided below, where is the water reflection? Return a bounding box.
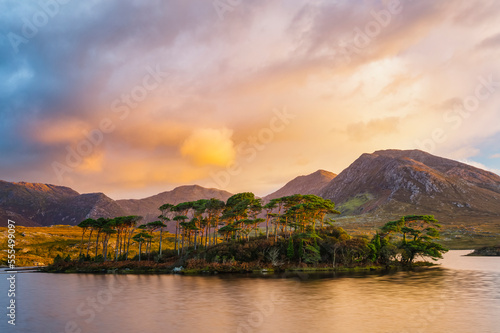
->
[0,251,498,333]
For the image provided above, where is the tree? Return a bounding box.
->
[158,204,174,250]
[138,225,156,259]
[101,221,116,262]
[147,220,168,255]
[122,216,142,260]
[77,218,94,258]
[192,199,208,249]
[222,192,261,240]
[111,217,127,261]
[205,198,225,246]
[380,215,448,266]
[173,215,188,254]
[93,217,108,258]
[263,201,277,239]
[172,202,194,252]
[287,237,295,260]
[132,232,149,261]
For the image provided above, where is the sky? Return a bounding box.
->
[1,0,500,199]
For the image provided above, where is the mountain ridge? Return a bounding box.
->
[319,149,500,222]
[264,170,337,201]
[2,149,500,227]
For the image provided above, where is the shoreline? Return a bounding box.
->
[41,260,436,275]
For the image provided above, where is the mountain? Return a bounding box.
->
[0,181,125,227]
[4,149,500,227]
[0,208,41,227]
[264,170,337,201]
[116,185,233,223]
[0,181,233,227]
[320,149,500,222]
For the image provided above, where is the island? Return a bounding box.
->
[467,246,500,256]
[36,194,448,274]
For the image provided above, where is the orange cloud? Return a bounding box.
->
[34,119,89,144]
[180,128,236,167]
[76,151,105,174]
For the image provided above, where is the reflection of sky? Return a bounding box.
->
[1,255,499,333]
[1,0,500,199]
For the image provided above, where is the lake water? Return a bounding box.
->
[1,250,499,333]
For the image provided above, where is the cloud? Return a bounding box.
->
[1,0,500,198]
[490,153,500,159]
[477,33,500,49]
[346,117,400,142]
[180,128,236,167]
[32,119,90,144]
[445,146,480,161]
[77,151,105,173]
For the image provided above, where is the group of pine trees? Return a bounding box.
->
[76,193,339,261]
[76,192,447,267]
[77,215,164,262]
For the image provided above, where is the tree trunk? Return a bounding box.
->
[181,231,185,255]
[126,231,133,260]
[94,231,100,258]
[159,229,163,256]
[266,218,269,239]
[114,232,120,261]
[207,225,211,247]
[79,230,86,258]
[174,223,178,252]
[103,236,108,262]
[86,230,93,257]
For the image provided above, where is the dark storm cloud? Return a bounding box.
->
[0,0,219,180]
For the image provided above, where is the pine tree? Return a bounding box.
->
[298,239,304,261]
[287,237,295,260]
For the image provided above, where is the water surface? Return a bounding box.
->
[1,250,499,333]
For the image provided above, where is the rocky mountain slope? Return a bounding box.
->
[320,149,500,222]
[0,181,125,227]
[264,170,336,201]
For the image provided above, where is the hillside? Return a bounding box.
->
[116,185,233,223]
[320,149,500,222]
[0,181,233,227]
[264,170,337,201]
[0,181,125,226]
[0,208,41,227]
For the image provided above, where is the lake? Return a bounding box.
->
[1,250,499,333]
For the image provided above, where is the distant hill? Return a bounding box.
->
[0,207,41,227]
[0,181,125,227]
[116,185,233,223]
[264,170,337,201]
[320,149,500,222]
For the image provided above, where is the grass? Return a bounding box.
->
[336,193,374,215]
[0,226,175,267]
[2,216,499,267]
[332,215,500,250]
